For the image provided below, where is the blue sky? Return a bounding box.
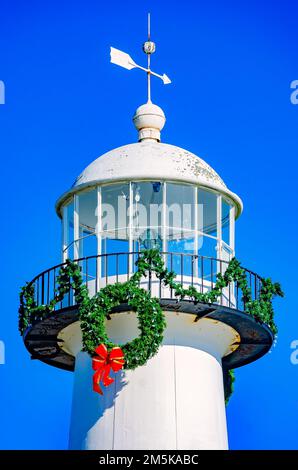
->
[0,0,297,449]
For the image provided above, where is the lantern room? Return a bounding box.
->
[56,102,242,289]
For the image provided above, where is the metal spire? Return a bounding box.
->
[110,13,171,103]
[145,13,152,102]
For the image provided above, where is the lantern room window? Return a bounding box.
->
[61,182,236,266]
[132,181,163,251]
[77,189,97,258]
[62,197,74,260]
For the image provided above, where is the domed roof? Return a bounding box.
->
[73,141,225,188]
[56,140,243,217]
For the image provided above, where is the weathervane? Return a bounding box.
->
[110,13,171,103]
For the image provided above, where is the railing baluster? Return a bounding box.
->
[236,281,239,309]
[46,271,50,305]
[86,257,88,293]
[229,281,231,308]
[170,253,173,299]
[137,252,141,287]
[53,268,56,309]
[243,272,248,311]
[28,252,263,322]
[68,274,71,307]
[181,254,183,288]
[159,257,162,298]
[220,260,223,306]
[254,274,257,301]
[201,257,204,294]
[36,276,39,305]
[105,255,108,286]
[96,256,98,294]
[148,268,152,294]
[41,274,44,304]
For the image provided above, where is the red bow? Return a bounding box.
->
[92,343,125,395]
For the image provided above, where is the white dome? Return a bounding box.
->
[56,141,243,217]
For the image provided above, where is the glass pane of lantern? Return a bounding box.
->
[166,183,195,232]
[198,235,218,281]
[198,189,217,236]
[222,198,231,246]
[78,189,97,258]
[101,184,129,240]
[133,181,163,250]
[101,238,129,278]
[167,236,195,281]
[199,234,218,259]
[165,183,195,277]
[167,232,195,253]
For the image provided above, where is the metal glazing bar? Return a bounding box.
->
[128,183,133,274]
[105,255,108,286]
[170,253,173,299]
[217,195,222,262]
[74,194,79,259]
[230,205,235,255]
[62,204,68,262]
[96,186,102,286]
[194,186,199,277]
[181,254,183,288]
[86,257,88,292]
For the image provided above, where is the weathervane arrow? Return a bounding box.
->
[110,47,171,85]
[110,13,171,102]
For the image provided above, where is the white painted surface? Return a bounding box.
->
[133,102,166,142]
[66,312,239,450]
[56,141,243,217]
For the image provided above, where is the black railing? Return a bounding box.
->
[29,252,263,313]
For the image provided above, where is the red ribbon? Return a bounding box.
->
[92,343,125,395]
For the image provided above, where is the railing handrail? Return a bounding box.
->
[28,252,216,285]
[24,251,264,314]
[27,251,263,287]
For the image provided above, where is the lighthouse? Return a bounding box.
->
[20,17,281,451]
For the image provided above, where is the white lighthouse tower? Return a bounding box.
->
[22,18,275,450]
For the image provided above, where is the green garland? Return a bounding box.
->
[129,250,283,334]
[224,370,235,405]
[19,249,283,402]
[19,257,167,370]
[19,261,89,333]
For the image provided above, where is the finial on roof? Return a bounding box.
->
[133,102,166,142]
